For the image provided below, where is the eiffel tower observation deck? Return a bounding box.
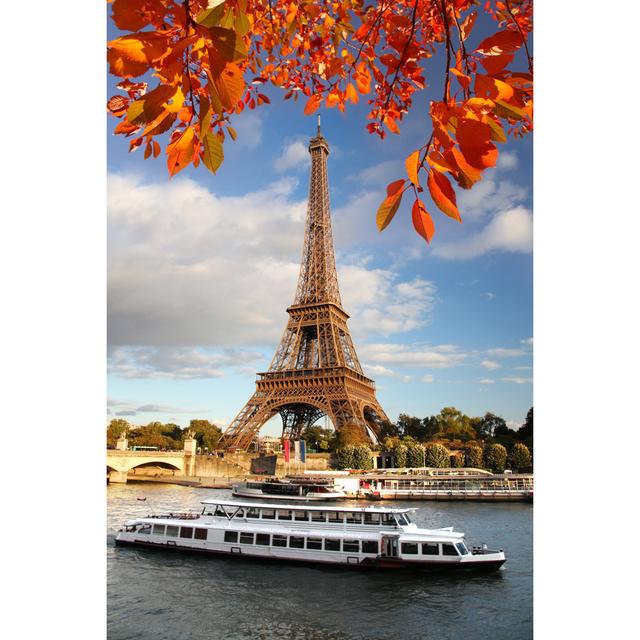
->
[219,118,390,451]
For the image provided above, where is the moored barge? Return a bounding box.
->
[232,476,346,501]
[115,499,506,571]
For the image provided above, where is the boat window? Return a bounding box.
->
[362,541,379,554]
[363,513,381,526]
[311,511,326,523]
[256,534,270,546]
[289,536,304,549]
[401,542,418,555]
[293,511,308,521]
[381,514,396,526]
[152,524,165,535]
[194,528,207,540]
[324,539,340,551]
[455,542,469,556]
[262,509,275,520]
[442,543,458,556]
[214,506,227,517]
[138,524,151,535]
[422,542,439,555]
[246,507,260,519]
[343,540,359,553]
[404,512,414,524]
[277,510,292,521]
[240,532,254,545]
[395,514,410,526]
[224,531,238,543]
[272,535,288,547]
[306,538,322,550]
[346,512,362,524]
[233,508,245,518]
[166,525,179,537]
[180,527,193,539]
[327,511,343,524]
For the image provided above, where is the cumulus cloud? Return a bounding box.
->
[422,374,435,383]
[485,347,526,358]
[479,378,495,385]
[497,152,519,171]
[108,346,264,379]
[108,174,438,351]
[274,139,309,172]
[359,343,467,368]
[481,360,501,370]
[521,337,533,346]
[347,159,399,185]
[501,376,533,384]
[432,206,533,260]
[231,111,263,149]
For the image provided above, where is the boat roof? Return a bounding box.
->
[200,499,415,514]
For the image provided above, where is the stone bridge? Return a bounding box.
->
[106,450,191,483]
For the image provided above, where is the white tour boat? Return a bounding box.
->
[232,477,346,501]
[115,499,506,571]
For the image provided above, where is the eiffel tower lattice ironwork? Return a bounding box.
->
[219,120,390,450]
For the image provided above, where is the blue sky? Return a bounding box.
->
[107,15,532,434]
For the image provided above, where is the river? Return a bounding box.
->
[107,483,532,640]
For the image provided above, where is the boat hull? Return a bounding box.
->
[114,537,505,571]
[232,488,345,501]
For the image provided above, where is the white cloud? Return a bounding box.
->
[479,378,495,385]
[432,206,533,260]
[515,365,533,371]
[422,374,435,383]
[108,346,264,379]
[231,111,263,149]
[108,174,438,350]
[501,376,533,384]
[457,177,527,220]
[274,139,309,172]
[481,359,501,370]
[497,151,519,171]
[359,343,467,368]
[486,347,526,358]
[347,159,399,185]
[521,337,533,346]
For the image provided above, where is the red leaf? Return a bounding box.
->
[427,170,461,221]
[456,119,498,170]
[304,94,322,115]
[412,199,435,244]
[476,30,523,56]
[386,179,405,198]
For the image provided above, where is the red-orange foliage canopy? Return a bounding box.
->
[107,0,533,245]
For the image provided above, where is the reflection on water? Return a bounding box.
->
[108,483,532,640]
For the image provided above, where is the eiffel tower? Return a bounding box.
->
[219,119,390,450]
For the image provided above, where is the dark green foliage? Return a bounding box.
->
[336,445,356,469]
[407,445,425,468]
[186,419,222,451]
[425,442,450,468]
[301,425,335,452]
[394,444,408,468]
[484,443,508,473]
[353,445,373,470]
[510,442,532,470]
[516,407,533,450]
[450,452,464,468]
[433,407,477,441]
[465,446,484,468]
[476,412,506,439]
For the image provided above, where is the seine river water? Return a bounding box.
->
[107,483,532,640]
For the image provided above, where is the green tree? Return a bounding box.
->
[421,416,439,441]
[393,444,408,468]
[476,412,506,439]
[187,419,222,451]
[434,407,477,441]
[107,418,130,446]
[397,414,427,440]
[379,420,399,440]
[425,443,450,468]
[465,446,484,469]
[301,425,335,452]
[516,407,533,450]
[335,424,369,448]
[484,443,508,473]
[129,421,182,450]
[450,452,464,468]
[407,446,425,468]
[335,446,356,470]
[511,442,532,471]
[353,445,373,470]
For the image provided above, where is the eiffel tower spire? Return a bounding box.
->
[219,125,389,451]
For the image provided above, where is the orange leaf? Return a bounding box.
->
[213,62,245,111]
[427,170,460,221]
[480,53,515,75]
[144,141,152,160]
[384,115,400,134]
[495,99,528,120]
[405,150,420,187]
[304,94,322,115]
[111,0,150,31]
[412,199,435,244]
[482,115,507,143]
[445,146,482,189]
[166,126,196,177]
[386,179,405,198]
[376,189,404,231]
[474,75,514,101]
[345,83,359,104]
[459,12,477,41]
[107,32,170,78]
[152,140,161,158]
[476,30,523,56]
[427,151,455,174]
[456,119,498,170]
[451,68,471,91]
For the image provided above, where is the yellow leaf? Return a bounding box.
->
[202,132,224,174]
[405,150,420,187]
[483,116,507,143]
[495,99,527,120]
[166,127,195,177]
[376,189,404,231]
